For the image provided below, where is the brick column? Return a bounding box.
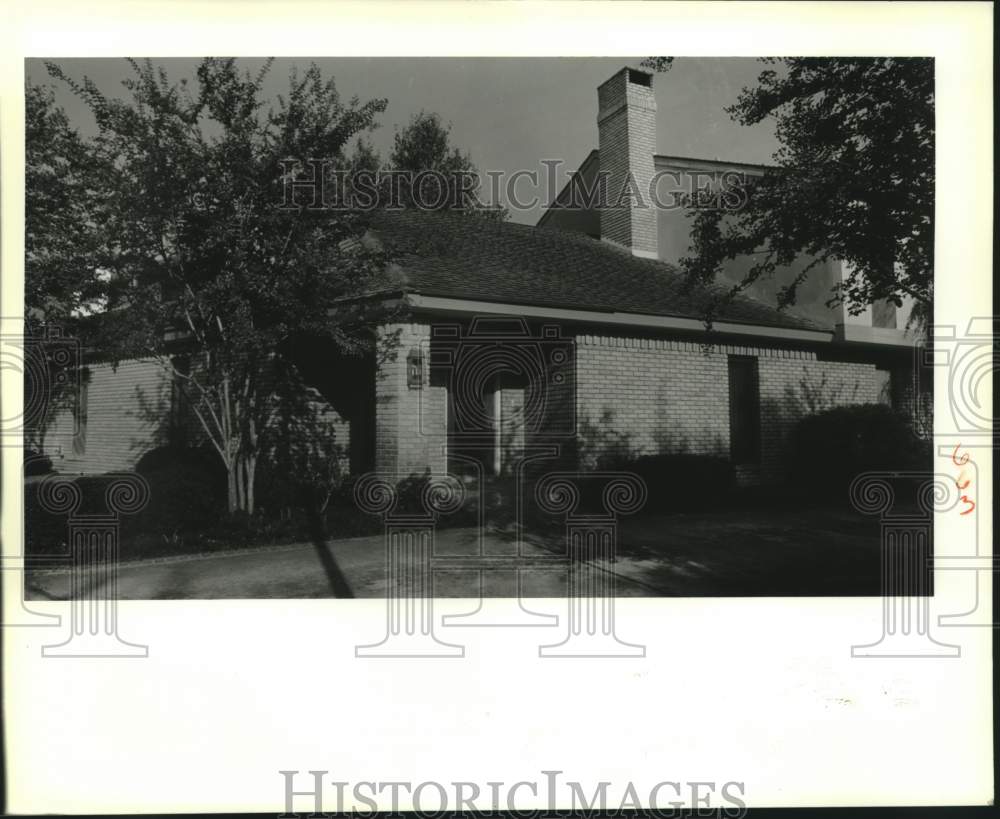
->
[375,322,447,477]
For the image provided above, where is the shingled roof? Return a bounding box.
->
[368,209,825,333]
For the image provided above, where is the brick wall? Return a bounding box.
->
[43,327,885,488]
[575,335,729,469]
[520,327,578,471]
[575,334,880,483]
[375,322,447,477]
[373,323,881,484]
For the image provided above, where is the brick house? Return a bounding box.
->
[41,66,924,486]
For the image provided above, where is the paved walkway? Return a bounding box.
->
[26,506,884,599]
[25,527,651,600]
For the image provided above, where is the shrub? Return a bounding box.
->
[257,411,348,519]
[24,479,68,561]
[134,445,227,532]
[24,450,53,476]
[786,403,931,499]
[25,473,161,563]
[392,472,431,516]
[523,452,735,522]
[392,471,476,527]
[307,475,379,539]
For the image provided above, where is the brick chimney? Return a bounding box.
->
[597,67,658,259]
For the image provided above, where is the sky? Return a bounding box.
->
[26,57,782,225]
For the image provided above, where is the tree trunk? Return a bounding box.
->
[226,452,257,516]
[227,461,239,515]
[245,455,256,516]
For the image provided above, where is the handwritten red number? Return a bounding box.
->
[951,445,975,516]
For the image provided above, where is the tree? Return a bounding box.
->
[23,85,107,452]
[44,58,397,515]
[389,110,507,220]
[258,358,347,521]
[25,84,105,330]
[639,57,674,74]
[675,58,934,329]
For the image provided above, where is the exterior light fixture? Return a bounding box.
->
[407,347,424,389]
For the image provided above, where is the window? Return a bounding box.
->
[728,356,760,465]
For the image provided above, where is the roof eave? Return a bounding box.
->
[833,323,920,349]
[404,293,833,344]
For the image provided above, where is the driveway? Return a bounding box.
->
[25,527,650,600]
[25,506,885,600]
[602,504,887,596]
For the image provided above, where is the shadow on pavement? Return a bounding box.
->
[307,509,355,598]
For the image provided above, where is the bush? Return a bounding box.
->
[24,450,53,476]
[24,479,68,561]
[25,473,160,563]
[786,403,931,499]
[521,452,734,525]
[391,471,476,527]
[323,493,383,539]
[134,445,227,532]
[256,439,346,520]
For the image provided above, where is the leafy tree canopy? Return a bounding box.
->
[388,110,508,220]
[639,57,674,74]
[38,57,395,513]
[646,57,933,329]
[25,84,105,333]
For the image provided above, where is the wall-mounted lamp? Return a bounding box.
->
[407,347,424,389]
